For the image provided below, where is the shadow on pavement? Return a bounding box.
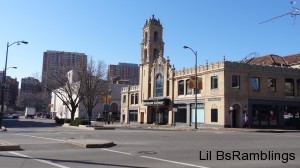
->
[254,130,300,133]
[3,119,58,128]
[0,154,149,168]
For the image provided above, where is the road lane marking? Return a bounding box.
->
[101,148,209,168]
[140,156,209,168]
[15,134,67,142]
[8,152,70,168]
[101,148,132,155]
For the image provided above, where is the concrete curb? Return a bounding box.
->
[67,139,115,148]
[62,124,115,130]
[0,141,21,151]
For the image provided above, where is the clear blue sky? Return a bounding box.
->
[1,0,299,88]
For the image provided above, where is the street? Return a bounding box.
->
[0,118,299,168]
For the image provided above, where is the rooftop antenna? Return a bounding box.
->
[259,1,300,25]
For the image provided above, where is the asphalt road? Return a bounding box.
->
[0,118,299,168]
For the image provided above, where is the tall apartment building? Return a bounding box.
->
[42,50,87,84]
[20,77,42,94]
[0,71,19,108]
[107,63,139,85]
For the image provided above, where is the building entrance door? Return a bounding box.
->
[231,104,242,128]
[140,112,144,124]
[232,110,237,128]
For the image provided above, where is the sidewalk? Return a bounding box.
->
[102,123,300,133]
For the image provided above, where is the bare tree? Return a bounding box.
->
[45,65,85,120]
[80,58,109,124]
[16,92,34,110]
[16,92,49,112]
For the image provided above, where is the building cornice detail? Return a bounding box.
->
[175,61,300,78]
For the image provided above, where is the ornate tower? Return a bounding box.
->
[140,15,164,64]
[139,15,165,101]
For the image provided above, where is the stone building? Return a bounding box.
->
[120,15,300,128]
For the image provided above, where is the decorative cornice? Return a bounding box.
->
[175,60,300,77]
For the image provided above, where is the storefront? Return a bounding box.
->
[252,104,278,127]
[249,100,300,128]
[191,103,205,124]
[143,98,170,125]
[129,110,138,123]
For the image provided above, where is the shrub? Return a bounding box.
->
[64,119,72,123]
[70,119,90,126]
[55,119,65,125]
[96,118,104,122]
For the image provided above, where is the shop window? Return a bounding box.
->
[211,109,218,122]
[252,105,278,126]
[267,78,276,92]
[211,76,218,89]
[129,110,138,122]
[155,74,163,97]
[186,80,192,95]
[231,75,240,88]
[122,95,126,103]
[283,106,300,127]
[178,80,184,95]
[251,77,260,91]
[285,78,294,96]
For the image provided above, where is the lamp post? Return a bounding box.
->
[183,45,198,130]
[0,41,28,128]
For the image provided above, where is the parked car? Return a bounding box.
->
[3,112,9,119]
[12,113,19,119]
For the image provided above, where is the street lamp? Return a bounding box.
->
[183,45,198,130]
[0,41,28,129]
[7,67,17,70]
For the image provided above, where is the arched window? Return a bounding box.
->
[131,94,135,104]
[144,49,148,62]
[186,80,192,95]
[154,31,158,42]
[178,80,184,95]
[110,103,118,113]
[144,32,148,42]
[153,49,158,61]
[156,74,163,97]
[135,93,139,104]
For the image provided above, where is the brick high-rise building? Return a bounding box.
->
[0,72,19,108]
[42,50,87,84]
[20,77,42,94]
[107,63,139,85]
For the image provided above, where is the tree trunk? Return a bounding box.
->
[71,109,76,120]
[88,112,91,125]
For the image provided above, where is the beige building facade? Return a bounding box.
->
[120,15,300,128]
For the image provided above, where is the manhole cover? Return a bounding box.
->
[137,151,157,155]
